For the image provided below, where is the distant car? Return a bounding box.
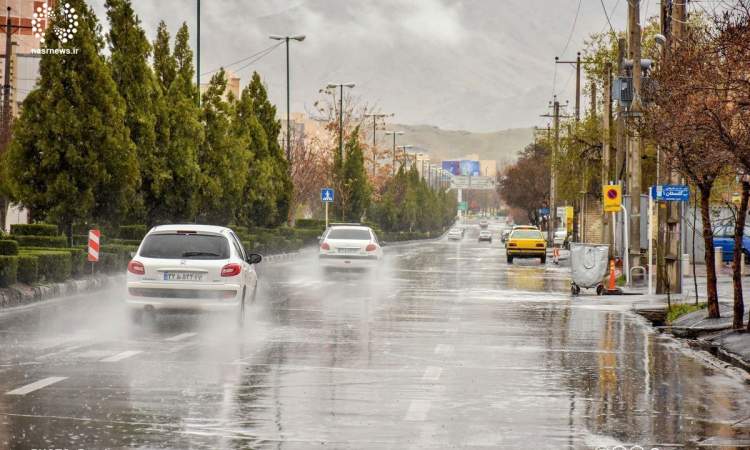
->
[318,225,383,270]
[553,229,568,248]
[713,225,750,263]
[448,228,463,240]
[479,219,489,229]
[507,226,546,264]
[126,224,262,325]
[478,230,493,242]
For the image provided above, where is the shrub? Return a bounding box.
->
[28,251,72,282]
[10,223,58,236]
[17,255,39,284]
[14,235,68,248]
[98,252,120,273]
[295,219,326,229]
[72,234,90,246]
[0,240,19,255]
[118,225,147,240]
[108,238,142,246]
[0,255,18,287]
[295,229,322,246]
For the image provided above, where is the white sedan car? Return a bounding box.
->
[318,225,383,270]
[126,224,261,325]
[447,228,463,240]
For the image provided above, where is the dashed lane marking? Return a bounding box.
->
[5,377,67,395]
[165,332,197,342]
[404,399,431,421]
[100,350,142,362]
[422,366,443,382]
[434,344,454,356]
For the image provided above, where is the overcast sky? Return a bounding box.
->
[87,0,652,132]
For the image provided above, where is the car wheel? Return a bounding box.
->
[507,255,513,264]
[541,255,546,264]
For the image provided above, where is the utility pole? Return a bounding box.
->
[365,113,392,177]
[657,0,685,294]
[270,35,306,164]
[327,83,355,161]
[1,7,12,147]
[196,0,200,106]
[540,98,570,245]
[627,0,643,270]
[602,62,613,251]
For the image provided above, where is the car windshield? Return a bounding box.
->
[139,233,230,259]
[327,229,371,240]
[511,230,543,239]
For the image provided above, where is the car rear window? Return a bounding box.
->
[327,229,371,240]
[511,230,544,240]
[139,233,230,259]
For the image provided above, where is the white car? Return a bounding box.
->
[318,225,383,270]
[126,224,261,325]
[447,228,463,240]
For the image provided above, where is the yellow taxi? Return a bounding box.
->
[506,225,547,264]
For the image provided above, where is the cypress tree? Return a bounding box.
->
[8,0,137,238]
[106,0,163,224]
[340,130,371,222]
[197,70,249,224]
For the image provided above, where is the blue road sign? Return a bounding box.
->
[321,188,334,203]
[651,184,689,202]
[538,207,550,216]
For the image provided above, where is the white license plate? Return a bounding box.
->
[163,272,204,282]
[338,248,359,254]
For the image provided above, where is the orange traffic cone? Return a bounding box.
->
[608,259,616,291]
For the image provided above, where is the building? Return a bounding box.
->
[1,1,46,231]
[199,69,240,101]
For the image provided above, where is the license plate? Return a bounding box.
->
[338,248,359,254]
[163,272,204,282]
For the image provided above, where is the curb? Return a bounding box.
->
[0,274,124,310]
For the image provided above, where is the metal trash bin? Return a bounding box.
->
[570,243,610,296]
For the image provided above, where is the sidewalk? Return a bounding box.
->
[628,264,750,375]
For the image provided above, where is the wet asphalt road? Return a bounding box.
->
[2,223,750,449]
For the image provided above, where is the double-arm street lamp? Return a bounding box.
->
[384,131,404,176]
[327,82,356,160]
[269,34,306,164]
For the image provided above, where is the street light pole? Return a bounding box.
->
[270,34,305,164]
[327,82,356,160]
[385,131,404,176]
[364,113,392,177]
[397,145,413,171]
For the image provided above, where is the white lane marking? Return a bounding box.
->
[165,332,197,342]
[100,350,142,362]
[422,366,443,382]
[404,399,431,421]
[434,344,454,356]
[448,316,460,322]
[37,344,88,360]
[6,376,67,395]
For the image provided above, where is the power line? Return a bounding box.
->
[200,41,283,77]
[600,0,617,33]
[560,0,583,58]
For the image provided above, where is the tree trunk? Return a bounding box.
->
[732,181,749,329]
[0,195,6,233]
[700,186,720,318]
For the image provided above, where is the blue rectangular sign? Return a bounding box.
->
[321,188,334,203]
[651,184,689,202]
[538,207,550,216]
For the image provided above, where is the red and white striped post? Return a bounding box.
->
[88,229,100,264]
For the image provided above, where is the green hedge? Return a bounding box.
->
[26,251,71,282]
[295,219,326,229]
[0,240,19,255]
[20,247,87,278]
[17,255,38,284]
[0,255,18,287]
[108,238,142,246]
[118,225,147,240]
[14,235,68,248]
[10,223,58,236]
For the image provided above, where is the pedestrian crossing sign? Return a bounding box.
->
[321,188,334,203]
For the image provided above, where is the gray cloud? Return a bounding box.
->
[89,0,632,132]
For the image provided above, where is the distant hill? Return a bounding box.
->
[376,125,533,168]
